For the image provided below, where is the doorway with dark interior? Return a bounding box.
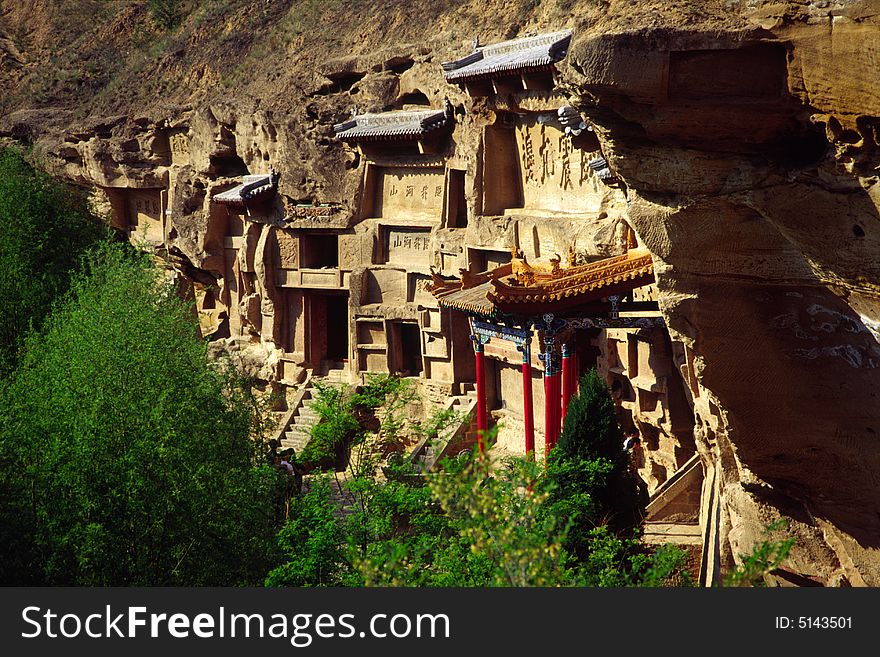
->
[390,321,423,377]
[306,292,349,371]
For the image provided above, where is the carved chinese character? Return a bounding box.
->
[521,125,536,184]
[405,185,414,197]
[559,135,572,190]
[435,185,442,197]
[538,124,554,183]
[421,185,429,200]
[389,184,398,196]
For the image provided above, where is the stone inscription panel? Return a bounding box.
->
[127,189,164,243]
[373,167,444,221]
[385,227,432,267]
[409,273,434,303]
[514,117,603,215]
[168,129,190,165]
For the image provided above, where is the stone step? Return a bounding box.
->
[285,430,311,443]
[641,522,702,546]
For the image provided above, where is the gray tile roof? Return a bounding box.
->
[333,103,453,142]
[435,281,495,317]
[212,172,278,206]
[442,30,572,82]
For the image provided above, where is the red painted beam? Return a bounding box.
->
[474,339,487,452]
[543,367,554,459]
[561,343,573,428]
[522,345,535,460]
[550,368,561,448]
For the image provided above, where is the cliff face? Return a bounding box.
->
[2,0,880,584]
[568,2,880,584]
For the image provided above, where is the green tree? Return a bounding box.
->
[298,381,361,471]
[265,476,352,587]
[0,147,105,377]
[424,451,568,586]
[0,242,281,585]
[148,0,182,30]
[266,374,687,588]
[545,369,646,562]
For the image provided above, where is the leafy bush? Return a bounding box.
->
[268,373,688,588]
[298,381,361,470]
[265,476,351,587]
[0,242,281,585]
[148,0,183,30]
[545,369,646,561]
[724,519,795,587]
[0,147,105,377]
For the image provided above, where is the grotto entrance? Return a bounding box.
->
[305,291,350,371]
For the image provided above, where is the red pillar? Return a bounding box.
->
[474,338,487,452]
[550,368,561,446]
[543,341,563,456]
[543,365,554,458]
[561,343,573,429]
[522,343,535,459]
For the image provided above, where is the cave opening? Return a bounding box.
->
[398,90,430,106]
[209,154,249,177]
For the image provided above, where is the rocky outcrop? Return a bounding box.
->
[566,1,880,584]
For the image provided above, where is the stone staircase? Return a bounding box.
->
[270,372,320,457]
[409,383,478,472]
[280,388,320,454]
[301,472,356,518]
[641,454,703,547]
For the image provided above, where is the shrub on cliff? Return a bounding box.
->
[545,369,648,562]
[148,0,183,30]
[0,147,105,377]
[0,242,281,585]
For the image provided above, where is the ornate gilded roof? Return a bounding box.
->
[333,102,453,142]
[430,264,512,317]
[430,247,655,316]
[442,30,572,82]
